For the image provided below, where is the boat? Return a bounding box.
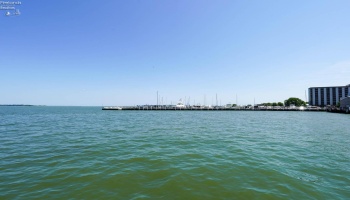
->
[175,99,186,108]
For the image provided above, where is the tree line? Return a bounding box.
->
[258,97,307,107]
[229,97,307,107]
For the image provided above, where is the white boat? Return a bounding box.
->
[175,99,186,108]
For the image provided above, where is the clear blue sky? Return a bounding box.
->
[1,0,350,106]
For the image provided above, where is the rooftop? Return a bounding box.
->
[309,84,350,89]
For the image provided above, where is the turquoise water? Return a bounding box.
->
[0,107,349,199]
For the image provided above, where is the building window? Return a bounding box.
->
[326,88,330,105]
[320,88,324,106]
[333,87,337,104]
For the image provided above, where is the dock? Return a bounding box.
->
[102,106,325,112]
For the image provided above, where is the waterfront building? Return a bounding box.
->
[308,84,350,106]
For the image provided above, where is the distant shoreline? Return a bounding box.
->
[0,104,40,106]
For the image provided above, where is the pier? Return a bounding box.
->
[102,106,325,112]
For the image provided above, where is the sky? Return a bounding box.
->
[1,0,350,106]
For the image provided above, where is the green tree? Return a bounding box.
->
[272,102,277,106]
[277,102,284,106]
[231,104,237,107]
[284,97,306,107]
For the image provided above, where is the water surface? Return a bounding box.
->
[0,107,349,199]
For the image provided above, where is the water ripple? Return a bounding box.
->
[0,107,349,199]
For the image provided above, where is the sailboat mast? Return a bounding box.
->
[157,91,158,108]
[236,94,238,106]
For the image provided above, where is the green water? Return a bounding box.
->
[0,107,349,199]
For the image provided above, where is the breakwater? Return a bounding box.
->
[102,106,325,111]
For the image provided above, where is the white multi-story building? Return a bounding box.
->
[308,84,350,106]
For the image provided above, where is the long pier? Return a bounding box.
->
[102,106,325,112]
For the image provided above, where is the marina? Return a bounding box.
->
[102,105,325,111]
